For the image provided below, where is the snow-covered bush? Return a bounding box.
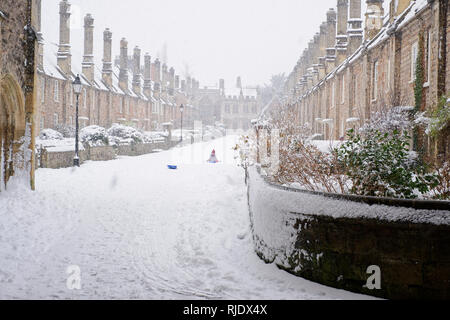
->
[80,125,109,147]
[107,123,149,145]
[234,134,257,170]
[254,106,350,193]
[39,129,63,141]
[336,129,439,199]
[426,96,450,138]
[430,162,450,200]
[55,124,75,138]
[360,106,413,136]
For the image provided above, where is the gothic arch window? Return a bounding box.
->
[0,74,27,190]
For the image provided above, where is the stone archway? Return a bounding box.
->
[0,74,27,191]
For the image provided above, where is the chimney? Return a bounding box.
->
[181,79,186,92]
[143,53,151,97]
[35,0,44,71]
[186,77,192,95]
[312,33,320,82]
[161,63,168,91]
[57,0,72,76]
[236,76,242,89]
[153,59,161,91]
[102,28,113,87]
[365,0,384,41]
[175,75,180,89]
[318,21,327,79]
[82,14,95,82]
[132,46,142,95]
[169,67,175,92]
[219,79,225,92]
[348,0,363,54]
[325,8,337,73]
[119,38,129,92]
[336,0,349,65]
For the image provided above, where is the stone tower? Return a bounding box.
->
[119,38,128,92]
[57,0,71,76]
[143,53,152,98]
[325,8,337,73]
[102,28,113,87]
[365,0,384,40]
[82,14,95,83]
[132,46,142,95]
[348,0,363,55]
[336,0,349,65]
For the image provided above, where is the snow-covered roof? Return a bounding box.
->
[224,87,257,99]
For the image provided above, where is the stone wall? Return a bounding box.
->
[0,0,38,190]
[39,148,88,169]
[247,166,450,300]
[38,140,177,169]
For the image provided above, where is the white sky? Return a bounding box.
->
[41,0,384,88]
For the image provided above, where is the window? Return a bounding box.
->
[331,82,336,108]
[53,113,59,127]
[252,105,257,114]
[92,91,96,110]
[225,104,231,114]
[233,104,239,114]
[40,116,44,131]
[244,104,249,114]
[69,89,73,106]
[83,88,87,108]
[424,30,431,85]
[120,98,124,114]
[387,54,391,91]
[126,99,130,114]
[152,101,157,113]
[411,41,418,81]
[372,61,379,100]
[341,75,345,104]
[41,80,45,103]
[54,80,59,102]
[69,116,73,126]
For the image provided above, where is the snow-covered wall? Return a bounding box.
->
[247,166,450,299]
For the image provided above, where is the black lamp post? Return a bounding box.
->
[72,75,82,167]
[180,104,184,142]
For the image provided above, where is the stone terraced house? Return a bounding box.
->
[285,0,449,160]
[36,0,199,137]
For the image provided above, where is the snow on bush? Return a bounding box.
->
[80,125,109,147]
[360,106,413,135]
[39,129,63,141]
[55,124,75,138]
[107,123,152,145]
[336,128,439,199]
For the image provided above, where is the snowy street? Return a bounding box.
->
[0,136,371,300]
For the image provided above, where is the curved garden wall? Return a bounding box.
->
[247,166,450,300]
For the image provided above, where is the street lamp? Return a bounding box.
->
[180,104,184,142]
[72,75,82,167]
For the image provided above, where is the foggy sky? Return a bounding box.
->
[41,0,381,88]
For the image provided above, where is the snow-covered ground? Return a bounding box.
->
[0,136,373,300]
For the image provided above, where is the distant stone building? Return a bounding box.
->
[285,0,449,160]
[196,77,262,131]
[36,0,199,137]
[0,0,39,191]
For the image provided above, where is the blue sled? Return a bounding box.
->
[167,165,178,170]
